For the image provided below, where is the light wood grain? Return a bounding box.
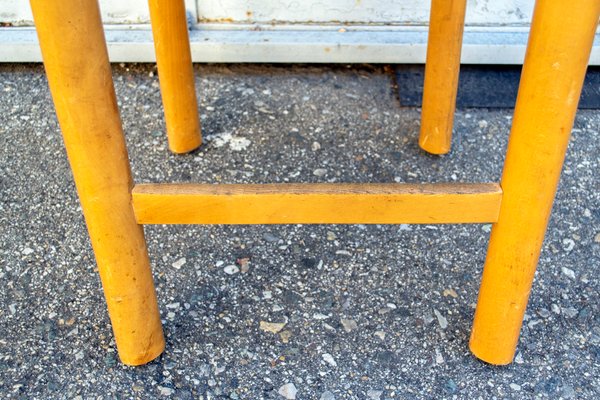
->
[470,0,600,365]
[132,183,502,225]
[148,0,202,153]
[31,0,164,366]
[419,0,467,154]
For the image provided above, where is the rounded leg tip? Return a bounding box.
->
[418,137,451,155]
[118,336,166,366]
[168,138,202,154]
[469,340,515,366]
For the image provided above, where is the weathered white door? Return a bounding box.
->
[1,0,598,64]
[1,0,534,25]
[196,0,534,25]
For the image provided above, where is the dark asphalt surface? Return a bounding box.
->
[0,63,599,399]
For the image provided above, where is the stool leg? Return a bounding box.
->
[148,0,202,154]
[470,0,600,365]
[30,0,165,365]
[419,0,467,155]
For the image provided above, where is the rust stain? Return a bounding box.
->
[199,17,234,23]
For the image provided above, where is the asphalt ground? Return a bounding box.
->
[0,63,599,399]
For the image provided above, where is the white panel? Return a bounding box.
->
[196,0,534,25]
[0,0,31,24]
[2,0,534,26]
[100,0,150,24]
[0,0,197,25]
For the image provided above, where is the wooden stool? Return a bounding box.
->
[29,0,599,366]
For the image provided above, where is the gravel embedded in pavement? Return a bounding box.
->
[0,63,599,399]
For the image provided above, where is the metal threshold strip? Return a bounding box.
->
[2,24,599,64]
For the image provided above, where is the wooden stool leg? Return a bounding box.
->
[418,0,467,155]
[148,0,202,154]
[470,0,600,365]
[31,0,165,365]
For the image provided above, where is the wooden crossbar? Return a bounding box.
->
[132,183,502,225]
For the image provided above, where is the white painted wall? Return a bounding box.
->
[197,0,534,26]
[1,0,534,26]
[0,0,196,25]
[2,1,598,64]
[0,0,145,25]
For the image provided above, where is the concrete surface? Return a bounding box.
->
[0,63,598,399]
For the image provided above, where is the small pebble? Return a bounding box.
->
[229,137,251,151]
[378,307,392,315]
[22,247,34,255]
[424,312,435,325]
[224,265,240,275]
[537,308,551,318]
[562,238,575,252]
[514,352,524,364]
[561,266,576,279]
[562,307,578,318]
[322,353,337,367]
[341,319,358,332]
[527,319,542,329]
[594,233,600,243]
[158,386,175,396]
[312,141,321,151]
[509,383,521,391]
[435,349,444,364]
[433,309,448,329]
[320,391,335,400]
[132,382,144,392]
[279,330,292,343]
[260,321,286,333]
[367,389,383,400]
[443,288,458,298]
[171,258,186,270]
[263,233,279,242]
[278,383,298,399]
[562,385,576,398]
[313,168,327,177]
[374,331,386,340]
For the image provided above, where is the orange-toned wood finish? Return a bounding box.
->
[132,183,502,225]
[419,0,467,154]
[470,0,600,365]
[31,0,596,368]
[30,0,165,366]
[148,0,202,153]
